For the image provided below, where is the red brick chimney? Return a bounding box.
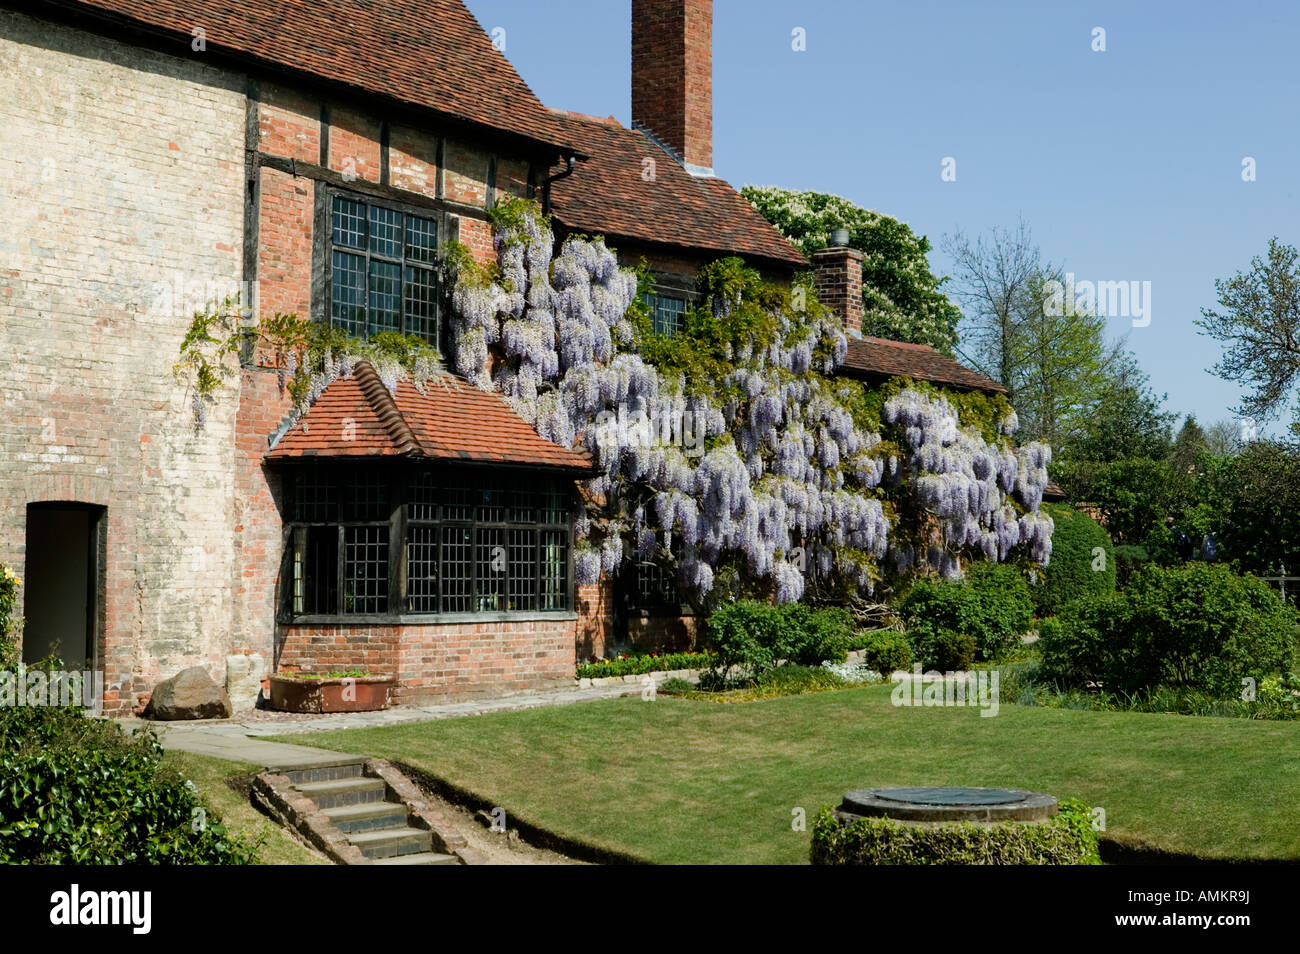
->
[632,0,714,176]
[813,243,864,336]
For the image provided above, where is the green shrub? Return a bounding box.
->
[1112,544,1152,587]
[848,629,913,674]
[576,651,713,679]
[899,562,1033,664]
[811,799,1101,865]
[1034,505,1115,615]
[756,665,846,694]
[0,705,256,864]
[705,601,854,680]
[1039,563,1300,697]
[910,627,975,671]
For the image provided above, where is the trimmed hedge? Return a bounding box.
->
[1034,504,1115,615]
[576,651,713,680]
[1039,562,1300,697]
[899,562,1034,665]
[811,799,1101,865]
[0,704,257,864]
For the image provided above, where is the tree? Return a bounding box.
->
[741,186,962,353]
[941,219,1041,396]
[1202,440,1300,576]
[1203,418,1243,458]
[1198,237,1300,432]
[1011,266,1110,446]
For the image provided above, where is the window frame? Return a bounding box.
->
[641,270,697,338]
[279,461,577,624]
[317,186,446,349]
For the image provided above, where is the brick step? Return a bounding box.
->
[295,777,387,810]
[324,801,409,834]
[283,760,367,786]
[373,851,461,866]
[347,826,433,859]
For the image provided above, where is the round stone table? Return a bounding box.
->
[838,786,1058,823]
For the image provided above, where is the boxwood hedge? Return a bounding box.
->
[811,799,1101,865]
[1034,504,1116,616]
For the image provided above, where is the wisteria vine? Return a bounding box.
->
[449,198,1053,609]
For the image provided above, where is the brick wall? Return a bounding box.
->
[631,0,713,172]
[278,618,575,702]
[0,10,247,713]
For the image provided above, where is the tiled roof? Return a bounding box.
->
[266,362,594,471]
[546,110,807,269]
[840,336,1007,394]
[56,0,574,152]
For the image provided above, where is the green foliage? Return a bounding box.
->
[847,629,914,674]
[704,600,855,682]
[1111,544,1152,586]
[741,185,962,353]
[576,652,714,679]
[0,564,19,668]
[174,297,443,425]
[0,706,257,864]
[899,562,1034,664]
[1085,457,1172,544]
[1034,504,1115,615]
[1200,440,1300,576]
[911,628,976,671]
[1039,563,1300,696]
[810,799,1101,865]
[1197,237,1300,430]
[656,677,697,694]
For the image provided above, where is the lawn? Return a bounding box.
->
[277,684,1300,864]
[162,752,328,865]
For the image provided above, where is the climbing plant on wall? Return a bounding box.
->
[448,197,1053,612]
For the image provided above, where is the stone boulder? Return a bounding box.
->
[144,666,232,720]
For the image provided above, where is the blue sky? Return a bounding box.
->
[466,0,1300,434]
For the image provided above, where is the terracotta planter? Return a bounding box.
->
[269,674,395,713]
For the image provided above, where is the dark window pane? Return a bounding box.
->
[509,486,535,524]
[341,470,388,522]
[332,196,365,249]
[477,486,505,524]
[441,525,472,612]
[295,526,338,615]
[404,265,437,343]
[344,525,388,615]
[508,528,537,611]
[540,529,568,610]
[476,527,505,611]
[331,250,366,336]
[368,205,402,259]
[408,470,438,523]
[406,525,439,613]
[540,485,566,525]
[406,214,438,264]
[294,468,338,522]
[654,295,686,336]
[368,260,401,335]
[443,485,472,522]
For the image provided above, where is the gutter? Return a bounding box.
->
[540,154,577,215]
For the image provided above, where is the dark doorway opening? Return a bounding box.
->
[22,503,104,671]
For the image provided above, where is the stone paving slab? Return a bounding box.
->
[138,682,641,769]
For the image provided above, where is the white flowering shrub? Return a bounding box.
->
[448,198,1052,611]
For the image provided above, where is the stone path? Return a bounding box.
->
[140,681,641,769]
